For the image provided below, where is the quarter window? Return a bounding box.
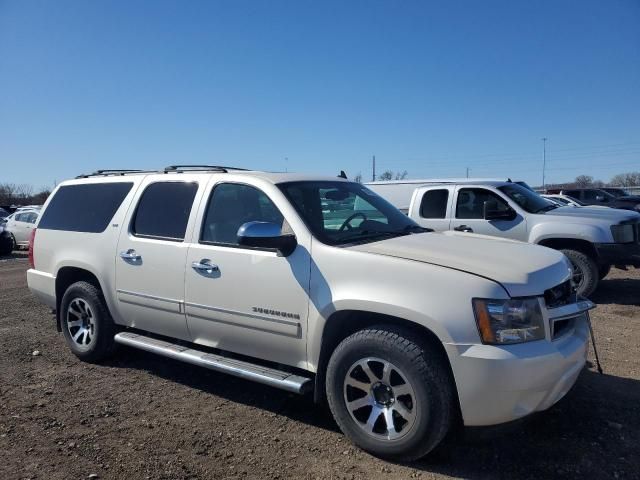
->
[132,182,198,241]
[419,189,449,218]
[455,188,510,219]
[38,183,133,233]
[200,183,284,246]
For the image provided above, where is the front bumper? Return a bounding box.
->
[595,242,640,267]
[446,303,591,426]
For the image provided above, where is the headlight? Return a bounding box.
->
[611,224,635,243]
[472,298,545,344]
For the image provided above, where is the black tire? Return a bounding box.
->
[562,249,599,297]
[0,233,12,255]
[60,281,117,363]
[598,264,611,281]
[325,326,454,461]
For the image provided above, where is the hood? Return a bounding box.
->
[543,206,640,223]
[348,231,570,297]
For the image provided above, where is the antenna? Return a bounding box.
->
[542,137,548,190]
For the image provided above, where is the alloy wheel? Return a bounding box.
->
[66,298,96,351]
[343,357,417,441]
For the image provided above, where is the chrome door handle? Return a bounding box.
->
[454,225,474,233]
[119,249,141,261]
[192,259,219,274]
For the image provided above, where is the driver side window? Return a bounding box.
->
[455,188,509,219]
[200,183,284,246]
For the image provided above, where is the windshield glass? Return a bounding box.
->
[602,188,628,198]
[279,181,426,245]
[548,196,569,205]
[498,183,555,213]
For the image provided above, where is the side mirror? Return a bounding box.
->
[237,221,297,257]
[483,200,516,221]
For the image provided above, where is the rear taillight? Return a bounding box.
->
[28,228,36,268]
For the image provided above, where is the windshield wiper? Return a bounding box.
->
[403,224,433,233]
[535,204,558,213]
[339,230,407,244]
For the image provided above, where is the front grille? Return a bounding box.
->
[544,280,576,309]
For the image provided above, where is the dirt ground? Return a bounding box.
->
[1,253,639,480]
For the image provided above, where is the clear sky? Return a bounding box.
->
[1,0,639,190]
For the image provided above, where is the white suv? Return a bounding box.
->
[27,166,594,460]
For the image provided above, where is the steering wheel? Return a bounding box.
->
[338,212,367,232]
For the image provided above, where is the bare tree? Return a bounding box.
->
[377,170,408,181]
[574,175,594,187]
[378,170,394,181]
[610,172,640,187]
[353,172,363,183]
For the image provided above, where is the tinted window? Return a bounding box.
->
[201,183,284,245]
[132,182,198,241]
[583,190,600,201]
[38,183,133,233]
[420,189,449,218]
[563,190,580,198]
[456,188,510,219]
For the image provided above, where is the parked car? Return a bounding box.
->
[542,194,609,209]
[27,166,594,461]
[599,187,640,201]
[367,179,640,297]
[560,188,640,211]
[4,209,40,249]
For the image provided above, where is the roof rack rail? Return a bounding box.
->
[163,165,249,173]
[76,169,156,179]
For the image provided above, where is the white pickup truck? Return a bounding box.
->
[28,166,594,461]
[367,179,640,297]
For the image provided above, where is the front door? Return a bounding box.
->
[115,176,203,341]
[450,187,527,241]
[184,180,310,368]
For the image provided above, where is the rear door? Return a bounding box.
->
[115,175,204,341]
[409,187,453,231]
[450,187,527,241]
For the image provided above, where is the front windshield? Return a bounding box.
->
[603,188,628,198]
[279,181,426,245]
[549,196,569,205]
[498,183,556,213]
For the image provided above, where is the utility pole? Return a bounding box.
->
[466,167,470,178]
[372,155,376,181]
[541,137,548,190]
[285,157,288,173]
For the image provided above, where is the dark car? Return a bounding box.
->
[561,188,640,211]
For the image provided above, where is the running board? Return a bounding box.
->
[114,332,312,394]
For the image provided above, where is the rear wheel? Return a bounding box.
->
[60,281,117,363]
[562,249,599,297]
[326,326,454,461]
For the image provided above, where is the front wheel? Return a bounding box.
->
[325,326,454,461]
[562,249,599,297]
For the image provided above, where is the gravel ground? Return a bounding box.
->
[1,254,639,480]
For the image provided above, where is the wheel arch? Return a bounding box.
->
[54,266,103,332]
[313,310,458,413]
[537,237,598,259]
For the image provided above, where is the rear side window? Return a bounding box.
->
[132,182,198,241]
[38,183,133,233]
[420,189,449,218]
